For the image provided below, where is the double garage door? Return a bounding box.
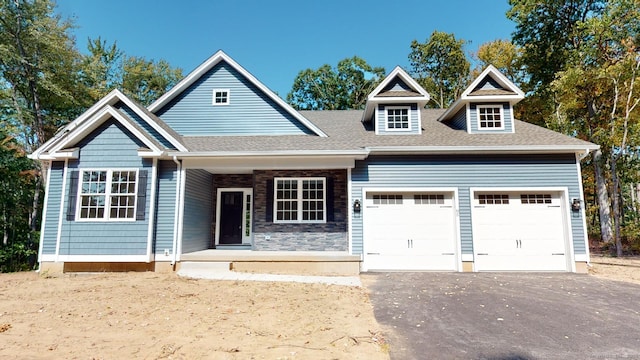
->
[362,190,570,272]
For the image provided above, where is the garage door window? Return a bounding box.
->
[373,194,403,205]
[521,194,552,204]
[415,194,444,205]
[478,194,509,205]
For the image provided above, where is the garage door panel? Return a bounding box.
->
[363,192,458,271]
[472,192,569,272]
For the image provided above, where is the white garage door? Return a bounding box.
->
[363,192,458,271]
[472,192,569,271]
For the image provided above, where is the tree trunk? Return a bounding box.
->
[593,149,614,243]
[610,154,623,257]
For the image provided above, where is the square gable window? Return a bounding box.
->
[213,89,230,105]
[386,107,410,131]
[477,105,503,129]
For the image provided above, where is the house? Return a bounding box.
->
[30,50,599,275]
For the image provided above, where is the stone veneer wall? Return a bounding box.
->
[253,169,348,251]
[211,174,254,247]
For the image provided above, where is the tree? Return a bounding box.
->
[551,0,640,255]
[408,31,470,108]
[121,56,183,107]
[287,56,385,110]
[80,37,123,103]
[473,39,524,86]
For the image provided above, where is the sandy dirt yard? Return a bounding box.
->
[0,272,389,360]
[588,255,640,285]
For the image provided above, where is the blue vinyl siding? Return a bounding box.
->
[450,107,467,130]
[376,104,420,135]
[154,161,177,255]
[181,169,213,253]
[350,154,586,256]
[58,120,151,256]
[114,101,175,149]
[469,103,513,133]
[155,61,313,136]
[41,161,64,255]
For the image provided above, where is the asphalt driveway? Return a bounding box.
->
[363,273,640,360]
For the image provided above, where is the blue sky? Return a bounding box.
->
[55,0,516,97]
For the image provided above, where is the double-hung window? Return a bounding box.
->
[386,107,410,130]
[274,178,326,223]
[477,105,503,129]
[78,169,138,220]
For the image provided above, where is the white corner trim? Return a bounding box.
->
[146,159,158,262]
[461,254,474,262]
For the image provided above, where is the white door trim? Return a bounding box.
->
[215,188,253,246]
[361,187,461,271]
[469,187,575,272]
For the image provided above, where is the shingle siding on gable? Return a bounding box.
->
[181,169,213,253]
[155,62,313,136]
[58,120,151,256]
[114,101,175,149]
[469,102,513,133]
[350,154,586,256]
[376,104,420,135]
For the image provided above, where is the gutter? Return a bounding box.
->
[366,145,600,155]
[166,149,369,159]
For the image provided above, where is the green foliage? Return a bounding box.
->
[0,133,38,272]
[287,56,385,110]
[473,39,525,86]
[122,56,183,107]
[408,31,470,108]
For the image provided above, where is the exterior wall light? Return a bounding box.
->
[572,198,581,212]
[353,199,362,213]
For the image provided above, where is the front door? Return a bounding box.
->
[219,191,244,244]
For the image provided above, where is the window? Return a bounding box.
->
[477,105,503,129]
[415,194,445,205]
[213,89,230,105]
[372,194,403,205]
[521,194,552,204]
[478,194,509,205]
[78,169,138,220]
[274,178,325,223]
[386,107,410,130]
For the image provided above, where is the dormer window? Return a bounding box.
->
[386,107,410,131]
[477,105,503,129]
[213,89,230,105]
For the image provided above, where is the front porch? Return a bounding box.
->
[179,250,361,275]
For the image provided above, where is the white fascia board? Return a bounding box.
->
[30,89,126,158]
[148,50,327,138]
[115,95,188,152]
[47,106,163,157]
[170,149,369,158]
[366,145,600,155]
[464,94,524,103]
[462,65,525,98]
[367,66,430,100]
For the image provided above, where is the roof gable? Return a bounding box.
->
[362,66,430,122]
[439,65,525,122]
[148,50,327,137]
[29,90,186,160]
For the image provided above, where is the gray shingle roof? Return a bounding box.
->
[180,109,597,153]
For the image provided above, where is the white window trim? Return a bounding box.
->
[385,106,412,131]
[274,177,327,224]
[75,168,139,222]
[212,88,230,106]
[476,104,504,130]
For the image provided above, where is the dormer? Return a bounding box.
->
[362,67,430,135]
[439,65,524,134]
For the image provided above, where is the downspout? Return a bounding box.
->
[171,156,181,266]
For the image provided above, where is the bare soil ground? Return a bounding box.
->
[1,258,637,359]
[588,255,640,285]
[0,272,389,360]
